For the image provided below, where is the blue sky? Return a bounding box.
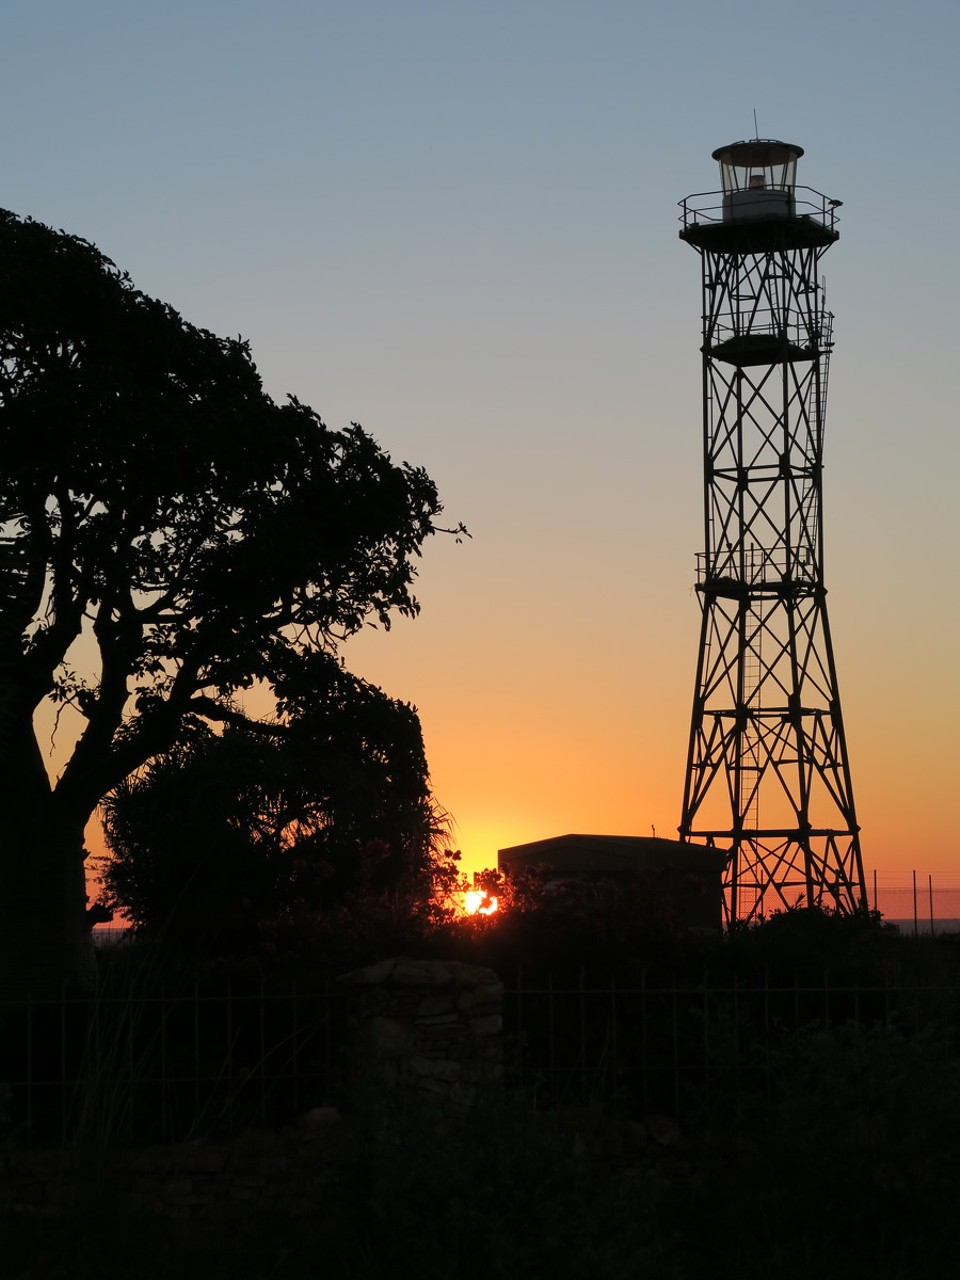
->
[6,0,959,874]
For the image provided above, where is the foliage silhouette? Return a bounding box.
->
[99,649,457,958]
[0,209,453,993]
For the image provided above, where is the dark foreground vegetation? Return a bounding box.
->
[5,1044,957,1280]
[3,904,960,1280]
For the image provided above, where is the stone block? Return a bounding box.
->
[115,1191,164,1215]
[418,993,456,1017]
[338,958,398,986]
[409,1056,461,1082]
[392,958,452,987]
[474,981,505,1002]
[644,1114,681,1146]
[623,1119,650,1151]
[166,1194,211,1209]
[415,1012,459,1030]
[11,1149,68,1177]
[446,961,500,987]
[417,1023,462,1042]
[470,1014,502,1036]
[363,1015,416,1057]
[409,1042,445,1058]
[296,1105,341,1132]
[2,1178,44,1204]
[161,1178,194,1197]
[367,1058,400,1088]
[228,1186,258,1201]
[416,1076,450,1095]
[171,1143,226,1174]
[450,1082,478,1107]
[471,1001,503,1018]
[128,1145,172,1174]
[47,1180,79,1206]
[461,1061,497,1084]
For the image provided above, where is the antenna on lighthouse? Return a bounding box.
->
[676,140,865,924]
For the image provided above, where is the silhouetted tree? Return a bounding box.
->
[0,210,452,994]
[99,649,455,955]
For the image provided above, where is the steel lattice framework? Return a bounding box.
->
[677,141,866,923]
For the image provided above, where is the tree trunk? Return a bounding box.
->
[0,703,97,999]
[0,817,97,999]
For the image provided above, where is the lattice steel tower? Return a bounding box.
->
[677,139,866,923]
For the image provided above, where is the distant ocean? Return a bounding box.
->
[885,918,960,937]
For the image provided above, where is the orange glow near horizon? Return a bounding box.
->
[54,598,959,910]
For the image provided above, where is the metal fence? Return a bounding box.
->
[3,968,958,1147]
[865,870,960,934]
[507,971,959,1120]
[0,982,343,1148]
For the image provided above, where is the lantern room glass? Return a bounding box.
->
[713,141,802,195]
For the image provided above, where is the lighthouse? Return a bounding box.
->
[677,139,865,923]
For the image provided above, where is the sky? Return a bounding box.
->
[4,0,959,883]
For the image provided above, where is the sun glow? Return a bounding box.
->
[463,890,499,916]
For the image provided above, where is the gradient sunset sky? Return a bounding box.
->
[5,1,958,879]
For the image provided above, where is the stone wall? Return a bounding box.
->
[0,1108,356,1219]
[337,956,504,1118]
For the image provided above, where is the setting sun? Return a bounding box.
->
[463,890,499,917]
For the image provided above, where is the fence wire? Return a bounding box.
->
[865,871,960,934]
[3,968,958,1147]
[505,971,959,1119]
[0,982,343,1148]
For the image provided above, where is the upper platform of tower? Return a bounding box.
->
[679,139,840,252]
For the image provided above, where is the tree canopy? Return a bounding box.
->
[0,209,453,993]
[99,650,454,955]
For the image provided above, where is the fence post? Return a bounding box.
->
[929,874,935,936]
[640,970,648,1117]
[609,973,618,1113]
[733,973,741,1118]
[225,979,234,1134]
[578,969,586,1108]
[193,981,201,1129]
[59,986,68,1147]
[515,967,524,1094]
[126,989,137,1147]
[701,970,710,1102]
[322,976,331,1108]
[913,869,918,937]
[259,977,266,1120]
[160,983,169,1140]
[671,974,680,1121]
[547,972,557,1106]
